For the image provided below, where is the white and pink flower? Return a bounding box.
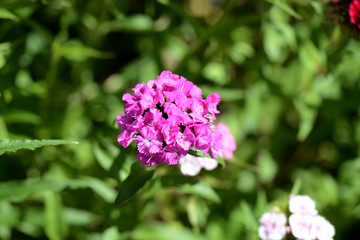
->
[289,195,318,216]
[179,154,218,176]
[258,211,287,240]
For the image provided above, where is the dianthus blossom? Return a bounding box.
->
[349,0,360,29]
[258,211,287,240]
[179,154,218,176]
[258,195,335,240]
[116,71,222,166]
[289,195,318,216]
[216,123,236,159]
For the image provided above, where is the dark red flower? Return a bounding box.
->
[350,0,360,29]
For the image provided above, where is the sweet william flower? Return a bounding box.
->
[136,127,163,154]
[258,195,335,240]
[289,195,318,216]
[258,211,287,240]
[314,215,335,240]
[216,123,236,159]
[350,0,360,29]
[116,70,222,166]
[289,213,317,240]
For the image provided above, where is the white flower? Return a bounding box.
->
[179,154,218,176]
[313,215,335,240]
[289,213,317,240]
[179,155,202,176]
[199,157,218,170]
[258,211,287,240]
[289,195,318,216]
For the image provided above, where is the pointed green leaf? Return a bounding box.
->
[115,161,154,206]
[0,8,19,21]
[294,100,318,141]
[0,139,78,156]
[266,0,302,20]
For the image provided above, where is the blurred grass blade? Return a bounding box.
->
[294,100,317,141]
[0,178,115,203]
[0,7,19,21]
[80,177,117,203]
[290,178,302,196]
[44,192,68,240]
[0,139,79,156]
[54,40,113,62]
[266,0,302,19]
[132,223,206,240]
[115,161,154,206]
[178,182,220,203]
[0,179,69,202]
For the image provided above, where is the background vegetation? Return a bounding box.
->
[1,0,360,239]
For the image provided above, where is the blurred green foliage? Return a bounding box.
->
[0,0,360,239]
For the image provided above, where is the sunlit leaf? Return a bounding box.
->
[0,7,19,21]
[0,139,78,156]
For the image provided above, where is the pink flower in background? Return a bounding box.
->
[349,0,360,29]
[258,211,287,240]
[179,154,218,176]
[116,71,222,166]
[289,195,318,216]
[216,123,236,159]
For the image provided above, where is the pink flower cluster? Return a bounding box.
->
[116,71,222,166]
[350,0,360,29]
[258,195,335,240]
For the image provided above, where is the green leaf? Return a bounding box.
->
[186,196,208,229]
[0,117,8,138]
[257,149,277,184]
[0,178,113,203]
[178,182,220,203]
[44,192,68,240]
[102,226,122,240]
[290,178,302,196]
[115,161,154,206]
[80,177,117,203]
[0,7,19,21]
[2,110,41,125]
[63,208,100,226]
[266,0,302,20]
[0,179,73,202]
[0,139,78,156]
[54,40,113,62]
[294,100,318,141]
[132,223,206,240]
